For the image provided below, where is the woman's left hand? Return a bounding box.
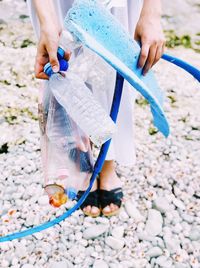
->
[135,16,165,76]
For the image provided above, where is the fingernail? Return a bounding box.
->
[52,66,59,72]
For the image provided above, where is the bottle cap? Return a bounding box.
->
[57,47,65,59]
[65,187,77,200]
[44,59,69,77]
[44,62,53,77]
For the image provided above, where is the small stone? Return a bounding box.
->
[93,260,109,268]
[75,231,83,241]
[174,263,190,268]
[15,244,27,258]
[173,198,186,210]
[164,235,181,254]
[153,197,171,213]
[145,209,163,236]
[119,210,129,221]
[111,226,125,239]
[0,19,7,25]
[105,236,125,250]
[21,265,35,268]
[1,260,10,267]
[125,200,144,221]
[79,239,88,247]
[137,231,156,242]
[95,245,102,252]
[33,232,43,240]
[95,217,110,225]
[83,224,109,239]
[146,247,163,257]
[119,261,134,267]
[181,213,194,223]
[189,227,200,241]
[50,260,73,268]
[37,195,49,206]
[156,256,172,267]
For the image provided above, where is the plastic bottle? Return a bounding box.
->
[44,31,116,147]
[39,84,94,208]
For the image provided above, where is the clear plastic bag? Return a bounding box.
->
[38,83,93,208]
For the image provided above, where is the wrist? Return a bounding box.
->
[40,22,61,39]
[140,0,162,20]
[138,13,161,28]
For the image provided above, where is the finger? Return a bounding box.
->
[35,72,49,80]
[152,43,163,66]
[35,61,49,80]
[48,47,60,72]
[64,50,72,61]
[143,44,157,76]
[138,43,150,69]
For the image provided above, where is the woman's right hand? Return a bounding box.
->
[35,25,71,80]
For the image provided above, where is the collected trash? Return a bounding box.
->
[39,82,94,208]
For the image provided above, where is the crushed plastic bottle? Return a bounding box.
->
[44,31,116,147]
[39,84,93,208]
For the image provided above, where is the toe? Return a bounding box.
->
[102,205,111,214]
[91,206,100,216]
[110,203,119,212]
[83,205,91,214]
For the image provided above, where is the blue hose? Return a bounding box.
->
[0,53,199,243]
[0,73,124,242]
[162,53,200,82]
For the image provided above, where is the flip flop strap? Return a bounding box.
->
[100,188,123,209]
[77,190,99,209]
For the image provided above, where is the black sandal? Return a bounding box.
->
[99,187,123,217]
[77,190,100,217]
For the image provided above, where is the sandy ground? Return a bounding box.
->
[0,1,200,268]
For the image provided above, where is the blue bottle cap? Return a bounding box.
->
[59,59,69,72]
[57,47,65,60]
[44,62,53,77]
[44,59,69,77]
[65,187,77,200]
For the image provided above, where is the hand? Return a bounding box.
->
[35,25,71,80]
[135,16,165,76]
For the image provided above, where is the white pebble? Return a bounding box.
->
[93,260,109,268]
[173,198,186,210]
[105,236,125,250]
[111,226,125,239]
[146,247,163,258]
[21,265,35,268]
[125,200,144,221]
[83,224,109,239]
[145,209,163,236]
[37,195,49,206]
[153,197,171,213]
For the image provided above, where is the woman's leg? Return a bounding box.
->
[99,160,122,214]
[81,180,100,217]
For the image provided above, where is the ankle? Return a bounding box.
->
[100,160,116,178]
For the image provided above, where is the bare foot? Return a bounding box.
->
[99,160,122,215]
[80,177,100,217]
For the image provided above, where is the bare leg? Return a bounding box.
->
[82,179,100,216]
[99,160,122,215]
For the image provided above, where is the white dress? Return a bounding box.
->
[27,0,144,166]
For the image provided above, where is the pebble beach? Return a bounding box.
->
[0,0,200,267]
